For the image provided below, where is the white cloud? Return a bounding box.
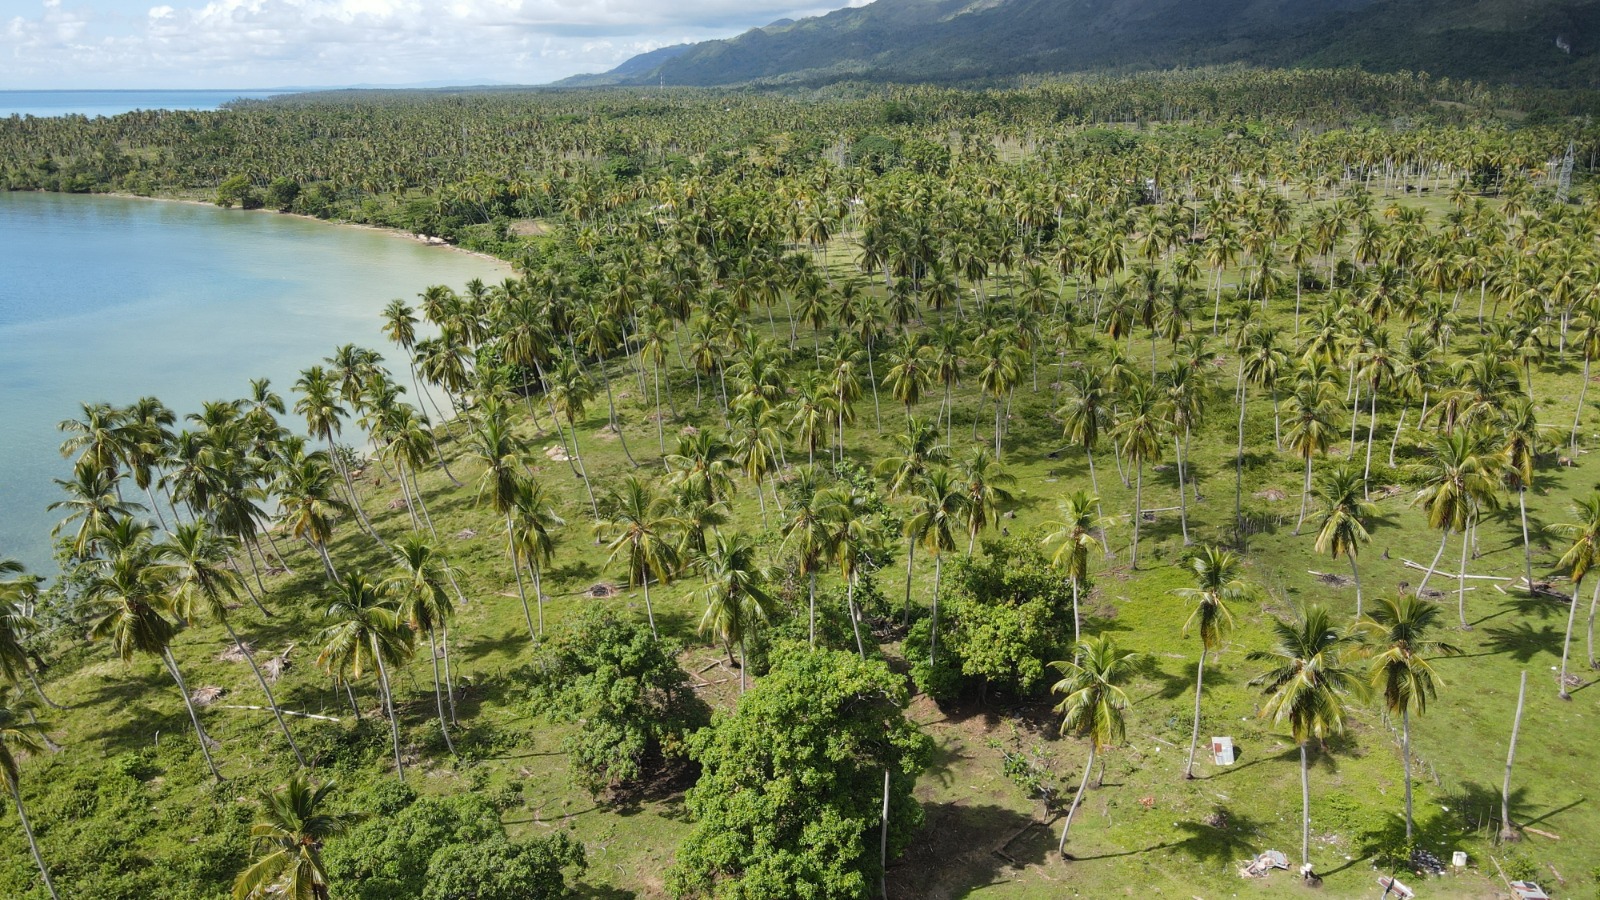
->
[0,0,851,88]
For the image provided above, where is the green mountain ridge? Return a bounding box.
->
[558,0,1600,87]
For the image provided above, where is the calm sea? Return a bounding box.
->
[0,192,508,575]
[0,90,286,118]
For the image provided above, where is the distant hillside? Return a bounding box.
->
[558,0,1600,88]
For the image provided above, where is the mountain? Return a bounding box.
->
[558,0,1600,88]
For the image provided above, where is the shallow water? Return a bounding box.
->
[0,90,284,118]
[0,191,507,574]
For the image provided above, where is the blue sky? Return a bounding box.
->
[1,0,865,89]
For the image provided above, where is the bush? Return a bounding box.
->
[214,174,260,209]
[422,833,586,900]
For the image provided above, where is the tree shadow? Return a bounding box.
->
[1480,620,1565,663]
[1171,805,1269,867]
[1126,653,1195,703]
[889,802,1051,900]
[572,884,636,900]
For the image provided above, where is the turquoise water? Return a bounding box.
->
[0,90,285,118]
[0,191,507,574]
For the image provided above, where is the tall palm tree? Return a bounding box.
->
[1410,431,1502,627]
[1057,365,1113,538]
[162,523,307,768]
[1312,464,1378,617]
[1553,492,1600,699]
[1051,635,1135,855]
[547,357,603,520]
[1112,379,1163,568]
[779,466,839,647]
[1362,595,1460,840]
[233,773,354,900]
[596,474,681,640]
[696,532,776,693]
[1499,396,1541,592]
[317,571,413,780]
[1173,546,1247,779]
[86,532,223,781]
[0,689,59,900]
[1249,605,1366,869]
[48,459,141,561]
[957,449,1015,555]
[0,563,60,709]
[389,535,460,745]
[905,469,967,660]
[294,365,384,547]
[1042,490,1105,647]
[508,478,565,640]
[1285,379,1340,536]
[273,452,350,583]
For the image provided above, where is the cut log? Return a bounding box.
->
[218,705,341,722]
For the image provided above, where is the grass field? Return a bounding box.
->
[5,186,1600,900]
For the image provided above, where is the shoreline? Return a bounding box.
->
[84,189,515,268]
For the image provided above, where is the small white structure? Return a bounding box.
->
[1211,736,1236,766]
[1452,851,1468,868]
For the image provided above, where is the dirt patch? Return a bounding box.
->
[190,686,225,707]
[544,444,571,462]
[1313,571,1353,587]
[508,219,552,237]
[586,582,621,599]
[454,529,478,540]
[1254,489,1287,502]
[217,642,256,663]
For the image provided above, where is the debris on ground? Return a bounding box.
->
[1240,849,1288,877]
[1510,881,1551,900]
[1378,875,1414,898]
[190,686,225,707]
[218,641,255,663]
[1411,847,1445,875]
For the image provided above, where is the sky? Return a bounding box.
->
[0,0,868,89]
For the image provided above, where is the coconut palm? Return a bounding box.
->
[1172,546,1249,779]
[695,531,776,693]
[0,689,58,900]
[1499,396,1541,593]
[48,459,141,561]
[1553,492,1600,699]
[1361,595,1460,840]
[233,773,354,900]
[162,522,307,768]
[1410,431,1502,627]
[1285,379,1341,536]
[389,535,461,744]
[1249,605,1366,869]
[1051,635,1135,855]
[0,563,59,709]
[905,468,967,661]
[1312,464,1378,617]
[86,529,224,781]
[779,467,839,647]
[508,478,565,640]
[957,449,1015,555]
[876,415,949,500]
[1111,379,1163,568]
[273,452,351,583]
[596,474,681,639]
[1041,490,1106,647]
[1057,364,1113,534]
[547,356,602,520]
[317,571,413,780]
[294,365,384,546]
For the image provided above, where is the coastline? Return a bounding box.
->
[92,189,514,268]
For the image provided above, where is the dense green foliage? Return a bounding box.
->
[668,645,931,899]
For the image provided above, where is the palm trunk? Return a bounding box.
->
[530,560,546,637]
[1389,407,1406,467]
[507,514,536,647]
[1363,389,1378,495]
[1519,488,1533,594]
[1501,671,1527,840]
[1559,577,1581,699]
[1235,382,1248,537]
[24,670,63,711]
[903,539,916,626]
[372,638,405,781]
[428,629,457,758]
[1417,529,1449,597]
[1351,551,1364,619]
[162,648,222,782]
[642,569,658,639]
[1401,706,1414,841]
[929,555,942,667]
[1086,447,1111,558]
[1458,523,1471,628]
[1176,430,1190,545]
[567,427,602,523]
[1573,355,1591,450]
[7,780,59,900]
[224,619,306,768]
[847,574,866,660]
[1299,742,1311,868]
[808,570,818,649]
[1586,576,1600,669]
[441,621,458,725]
[1131,463,1144,568]
[599,361,639,468]
[738,633,747,694]
[1070,578,1080,646]
[1058,744,1096,854]
[1185,652,1205,779]
[879,768,891,900]
[1294,455,1312,535]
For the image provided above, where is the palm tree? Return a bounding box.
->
[0,689,59,900]
[508,478,565,640]
[48,459,141,560]
[696,532,776,693]
[1499,396,1541,592]
[1553,492,1600,699]
[389,535,460,746]
[472,406,539,628]
[233,774,354,900]
[1410,431,1502,627]
[294,365,384,546]
[1172,546,1247,779]
[317,571,413,780]
[1051,635,1135,855]
[86,532,223,781]
[974,328,1025,458]
[957,449,1015,555]
[779,466,838,647]
[547,357,602,520]
[1362,595,1460,840]
[162,523,307,768]
[596,474,681,639]
[1312,464,1377,617]
[1112,379,1163,568]
[1285,379,1340,536]
[1057,365,1113,537]
[1042,490,1105,647]
[1249,605,1365,869]
[0,563,60,709]
[905,469,967,661]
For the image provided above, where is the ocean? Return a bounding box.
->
[0,90,287,118]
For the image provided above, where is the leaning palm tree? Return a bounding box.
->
[317,571,413,780]
[1172,546,1249,779]
[0,689,59,900]
[1051,635,1135,855]
[508,478,565,640]
[1312,464,1378,617]
[1410,431,1502,627]
[596,474,681,640]
[1553,492,1600,699]
[389,535,460,750]
[162,523,306,768]
[472,406,538,631]
[1042,490,1106,647]
[695,532,777,693]
[48,458,141,560]
[86,534,223,781]
[1362,595,1460,840]
[233,773,354,900]
[0,562,60,709]
[1249,605,1366,869]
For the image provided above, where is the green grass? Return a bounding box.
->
[6,187,1600,899]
